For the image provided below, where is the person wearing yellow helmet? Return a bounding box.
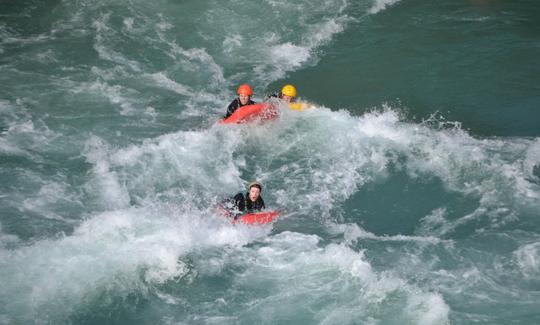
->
[280,84,297,102]
[267,84,297,103]
[221,181,265,217]
[224,83,256,118]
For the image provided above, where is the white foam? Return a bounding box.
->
[7,120,57,145]
[266,106,540,231]
[369,0,402,14]
[22,181,82,221]
[0,99,13,114]
[269,42,311,71]
[405,293,450,325]
[83,136,131,209]
[0,117,58,157]
[85,79,137,115]
[219,231,450,324]
[417,208,451,237]
[457,16,490,22]
[222,34,243,53]
[197,0,352,89]
[123,17,135,31]
[35,49,57,64]
[263,107,384,217]
[261,15,347,82]
[0,31,51,45]
[305,18,346,49]
[514,242,540,278]
[0,203,268,321]
[80,126,252,207]
[170,46,226,90]
[352,107,540,230]
[147,72,193,96]
[92,13,142,72]
[0,223,20,248]
[330,222,448,245]
[259,16,348,84]
[0,137,28,156]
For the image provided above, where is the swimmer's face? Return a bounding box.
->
[281,94,293,103]
[248,186,261,202]
[239,94,250,105]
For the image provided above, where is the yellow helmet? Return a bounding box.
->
[281,84,297,98]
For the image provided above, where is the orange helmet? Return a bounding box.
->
[237,84,253,96]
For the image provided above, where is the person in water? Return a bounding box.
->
[222,181,265,217]
[268,84,297,103]
[224,84,255,118]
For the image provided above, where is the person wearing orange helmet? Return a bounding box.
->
[224,84,256,118]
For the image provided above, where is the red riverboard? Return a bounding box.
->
[220,103,278,124]
[234,211,279,225]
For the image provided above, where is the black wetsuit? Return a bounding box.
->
[224,98,255,118]
[221,192,265,217]
[233,192,265,213]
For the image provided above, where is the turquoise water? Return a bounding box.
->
[1,0,539,324]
